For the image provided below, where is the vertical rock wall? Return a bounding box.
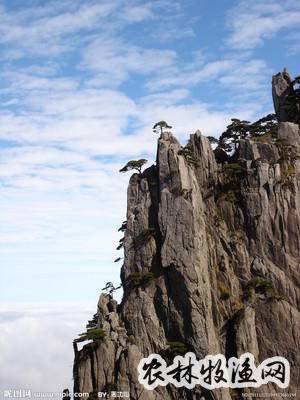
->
[73,72,300,399]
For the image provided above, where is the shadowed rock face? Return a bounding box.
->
[73,74,300,400]
[272,69,300,124]
[272,69,294,123]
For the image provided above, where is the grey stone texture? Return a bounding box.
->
[73,73,300,399]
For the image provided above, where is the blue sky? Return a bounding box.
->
[0,0,300,395]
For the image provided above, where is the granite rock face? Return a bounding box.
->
[73,74,300,399]
[272,69,294,123]
[272,68,300,124]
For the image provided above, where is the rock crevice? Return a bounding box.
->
[73,71,300,399]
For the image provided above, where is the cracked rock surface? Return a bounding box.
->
[73,72,300,399]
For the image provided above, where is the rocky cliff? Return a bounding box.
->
[72,71,300,399]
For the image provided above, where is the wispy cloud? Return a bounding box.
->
[145,59,233,91]
[225,0,300,51]
[284,31,300,55]
[145,55,271,108]
[0,1,117,58]
[80,36,177,87]
[2,71,79,92]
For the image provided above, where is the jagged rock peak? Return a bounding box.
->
[272,68,300,124]
[73,74,300,400]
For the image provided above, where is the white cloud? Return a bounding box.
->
[0,0,184,62]
[145,59,234,91]
[2,72,79,92]
[0,86,137,149]
[121,3,154,22]
[217,59,271,92]
[135,98,259,144]
[81,36,177,86]
[0,304,95,397]
[225,0,300,51]
[140,89,191,106]
[0,1,118,58]
[145,55,271,105]
[0,144,129,241]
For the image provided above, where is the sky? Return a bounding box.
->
[0,0,300,396]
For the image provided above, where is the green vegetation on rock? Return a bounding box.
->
[178,144,199,166]
[74,328,106,344]
[166,341,188,355]
[126,272,154,287]
[218,281,231,300]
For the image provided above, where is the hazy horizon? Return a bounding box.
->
[1,0,300,396]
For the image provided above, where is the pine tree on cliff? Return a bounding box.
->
[119,159,147,174]
[249,113,278,137]
[153,121,172,134]
[219,118,251,152]
[214,113,278,160]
